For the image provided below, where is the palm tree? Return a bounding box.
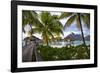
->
[22,11,45,61]
[34,11,63,45]
[59,12,90,46]
[22,10,42,37]
[22,11,63,46]
[22,11,63,61]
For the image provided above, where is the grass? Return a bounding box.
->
[37,44,90,61]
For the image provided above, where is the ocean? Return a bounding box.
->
[49,41,90,48]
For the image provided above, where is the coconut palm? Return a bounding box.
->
[22,11,63,61]
[34,11,63,45]
[22,10,42,35]
[22,11,63,46]
[59,12,90,46]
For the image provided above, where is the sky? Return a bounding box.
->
[60,18,90,37]
[23,11,90,39]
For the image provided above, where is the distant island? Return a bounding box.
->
[64,32,90,41]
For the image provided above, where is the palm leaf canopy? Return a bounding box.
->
[22,11,37,26]
[81,13,90,28]
[40,11,63,36]
[59,12,90,30]
[59,12,73,19]
[22,11,43,32]
[39,11,63,41]
[22,11,64,45]
[64,14,76,30]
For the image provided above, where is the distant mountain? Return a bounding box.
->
[64,32,90,41]
[64,32,82,40]
[64,32,75,40]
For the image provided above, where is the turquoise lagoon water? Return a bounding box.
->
[49,41,90,48]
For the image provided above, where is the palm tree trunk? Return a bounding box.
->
[45,32,49,46]
[78,14,86,46]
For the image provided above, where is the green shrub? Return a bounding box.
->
[37,44,90,61]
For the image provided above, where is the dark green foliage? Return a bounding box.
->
[37,44,90,61]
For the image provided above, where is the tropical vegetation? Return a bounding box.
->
[37,44,90,61]
[59,12,90,46]
[22,10,90,62]
[22,11,63,46]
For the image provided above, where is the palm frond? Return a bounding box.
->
[59,12,73,19]
[40,11,52,25]
[64,14,76,30]
[81,13,90,29]
[32,27,43,34]
[47,30,55,40]
[52,15,59,19]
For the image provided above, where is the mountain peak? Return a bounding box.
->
[64,32,82,40]
[64,32,90,41]
[71,32,75,35]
